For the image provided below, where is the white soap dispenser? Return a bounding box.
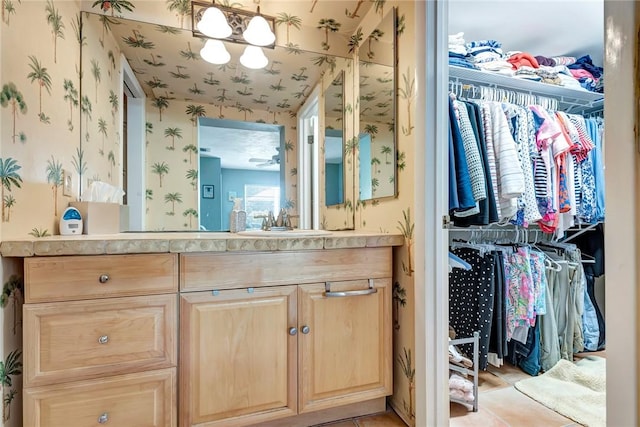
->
[229,198,246,233]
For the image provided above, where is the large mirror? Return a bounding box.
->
[80,12,353,231]
[324,71,344,206]
[358,8,397,201]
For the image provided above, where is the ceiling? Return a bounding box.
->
[449,0,605,67]
[199,124,281,171]
[95,11,361,172]
[107,16,341,114]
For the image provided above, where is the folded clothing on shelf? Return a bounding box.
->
[507,52,540,70]
[449,339,473,368]
[449,373,475,403]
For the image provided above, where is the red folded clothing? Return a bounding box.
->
[507,52,540,70]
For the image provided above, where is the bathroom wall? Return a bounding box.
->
[0,1,85,423]
[0,1,418,425]
[355,2,417,424]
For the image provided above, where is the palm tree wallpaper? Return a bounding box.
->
[26,56,52,120]
[1,1,417,425]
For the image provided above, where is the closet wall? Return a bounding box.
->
[449,1,603,66]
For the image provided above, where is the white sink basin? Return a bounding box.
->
[237,229,332,237]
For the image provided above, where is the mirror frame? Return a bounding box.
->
[356,6,398,203]
[323,70,346,207]
[317,57,356,230]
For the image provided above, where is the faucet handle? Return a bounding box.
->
[276,208,287,227]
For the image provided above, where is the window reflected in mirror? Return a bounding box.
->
[358,8,396,201]
[198,118,284,232]
[324,71,345,206]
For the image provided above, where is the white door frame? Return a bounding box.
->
[121,54,146,231]
[415,1,450,426]
[297,85,321,230]
[603,1,638,424]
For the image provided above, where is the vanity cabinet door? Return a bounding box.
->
[179,286,298,427]
[297,278,392,414]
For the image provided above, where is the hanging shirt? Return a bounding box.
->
[455,100,487,202]
[503,104,542,225]
[487,102,525,221]
[449,97,476,212]
[569,115,598,223]
[503,246,536,340]
[481,103,502,219]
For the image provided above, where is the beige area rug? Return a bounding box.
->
[514,356,606,427]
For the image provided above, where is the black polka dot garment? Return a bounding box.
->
[449,246,496,370]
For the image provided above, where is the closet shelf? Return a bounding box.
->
[449,66,604,113]
[449,331,479,412]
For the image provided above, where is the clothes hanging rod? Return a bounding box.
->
[449,66,604,113]
[560,222,601,243]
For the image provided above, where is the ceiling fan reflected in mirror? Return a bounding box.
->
[249,148,280,167]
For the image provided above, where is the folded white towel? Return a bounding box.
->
[448,32,465,45]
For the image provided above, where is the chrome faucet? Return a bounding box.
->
[255,208,294,231]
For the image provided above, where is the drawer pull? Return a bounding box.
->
[98,413,109,424]
[98,335,109,344]
[288,327,298,336]
[324,279,378,298]
[99,274,110,284]
[301,325,310,334]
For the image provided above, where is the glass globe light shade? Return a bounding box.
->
[239,45,268,69]
[242,15,275,46]
[197,7,232,39]
[200,39,231,65]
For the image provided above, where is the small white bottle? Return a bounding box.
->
[229,198,246,232]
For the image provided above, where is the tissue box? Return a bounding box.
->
[69,202,124,234]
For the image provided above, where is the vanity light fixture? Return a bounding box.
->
[191,1,275,69]
[239,45,269,69]
[200,39,231,65]
[191,1,276,49]
[242,7,276,47]
[196,5,232,39]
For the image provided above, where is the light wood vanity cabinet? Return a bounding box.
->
[297,279,392,414]
[22,254,179,427]
[20,245,394,427]
[180,286,298,426]
[179,247,392,427]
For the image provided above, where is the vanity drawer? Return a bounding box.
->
[180,247,392,291]
[24,253,178,303]
[24,294,177,387]
[24,368,176,427]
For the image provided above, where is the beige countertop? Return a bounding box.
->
[0,230,404,257]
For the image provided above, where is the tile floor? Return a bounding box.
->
[319,351,606,427]
[449,351,606,427]
[317,410,408,427]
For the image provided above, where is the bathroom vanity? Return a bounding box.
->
[1,231,403,427]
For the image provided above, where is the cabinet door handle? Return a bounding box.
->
[99,274,110,284]
[98,412,109,424]
[98,335,109,344]
[324,279,378,297]
[301,325,310,334]
[288,327,298,336]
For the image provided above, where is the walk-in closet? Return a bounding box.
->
[445,2,606,425]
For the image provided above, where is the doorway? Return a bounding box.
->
[121,54,146,231]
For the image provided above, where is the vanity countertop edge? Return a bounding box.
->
[0,231,404,257]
